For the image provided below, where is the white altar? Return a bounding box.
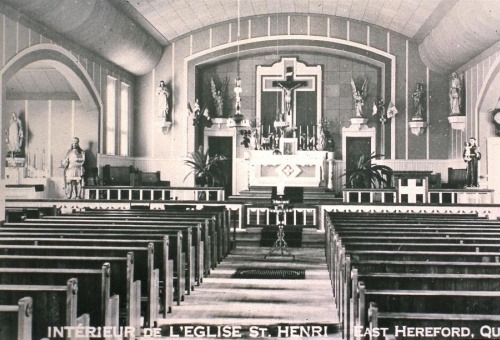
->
[249,150,326,187]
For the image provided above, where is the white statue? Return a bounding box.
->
[249,129,259,150]
[350,78,368,118]
[157,81,169,118]
[450,72,461,116]
[61,137,85,199]
[6,112,23,157]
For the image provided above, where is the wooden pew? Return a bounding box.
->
[324,213,500,339]
[67,209,228,266]
[0,279,90,340]
[33,216,207,280]
[73,207,229,258]
[0,232,179,317]
[0,244,155,327]
[2,222,191,307]
[0,297,32,340]
[5,206,59,222]
[368,303,500,340]
[0,253,141,334]
[354,287,500,336]
[0,265,111,327]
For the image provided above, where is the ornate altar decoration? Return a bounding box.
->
[250,57,327,188]
[257,57,322,136]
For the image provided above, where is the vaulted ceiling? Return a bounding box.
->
[5,61,77,101]
[2,0,500,75]
[120,0,443,43]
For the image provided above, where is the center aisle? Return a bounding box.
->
[154,247,341,339]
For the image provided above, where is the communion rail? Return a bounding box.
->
[83,186,225,201]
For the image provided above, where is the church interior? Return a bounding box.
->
[2,0,500,339]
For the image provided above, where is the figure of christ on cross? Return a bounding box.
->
[272,67,308,119]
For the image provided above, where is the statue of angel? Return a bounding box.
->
[211,78,227,117]
[350,78,368,118]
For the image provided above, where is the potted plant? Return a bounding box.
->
[341,153,392,189]
[184,146,228,188]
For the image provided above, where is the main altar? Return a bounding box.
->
[249,149,328,188]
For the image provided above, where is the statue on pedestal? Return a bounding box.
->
[6,112,24,158]
[350,78,368,118]
[157,81,169,118]
[412,83,425,120]
[211,78,227,117]
[450,72,462,116]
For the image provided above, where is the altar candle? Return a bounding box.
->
[313,126,316,145]
[33,154,37,169]
[299,126,302,136]
[307,125,309,141]
[268,125,271,136]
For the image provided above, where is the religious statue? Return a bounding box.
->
[249,129,260,150]
[157,80,169,118]
[450,72,462,116]
[189,99,212,128]
[350,78,368,118]
[211,77,226,117]
[316,125,326,151]
[412,83,425,120]
[5,112,24,157]
[463,137,481,187]
[61,137,85,199]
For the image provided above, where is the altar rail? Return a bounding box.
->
[333,159,465,193]
[246,206,317,227]
[343,188,493,204]
[83,186,225,201]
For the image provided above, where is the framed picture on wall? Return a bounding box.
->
[281,138,297,155]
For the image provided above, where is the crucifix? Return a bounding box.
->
[258,57,321,134]
[272,66,308,119]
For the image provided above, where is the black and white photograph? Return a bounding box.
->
[1,0,500,339]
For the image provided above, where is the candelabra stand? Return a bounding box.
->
[265,197,294,260]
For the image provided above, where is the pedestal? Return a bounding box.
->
[448,115,466,131]
[409,120,428,136]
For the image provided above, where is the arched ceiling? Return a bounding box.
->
[2,0,500,75]
[118,0,443,42]
[6,61,77,101]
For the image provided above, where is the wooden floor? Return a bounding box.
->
[153,247,341,339]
